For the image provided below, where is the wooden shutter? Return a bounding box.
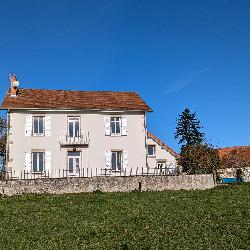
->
[45,151,51,174]
[25,114,32,136]
[104,116,111,136]
[25,152,31,172]
[121,116,127,136]
[45,115,51,136]
[123,151,128,170]
[105,151,112,168]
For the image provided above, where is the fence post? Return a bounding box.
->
[142,167,143,176]
[96,168,97,177]
[213,170,217,187]
[130,167,132,176]
[136,167,138,176]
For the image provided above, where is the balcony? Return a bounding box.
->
[59,131,90,146]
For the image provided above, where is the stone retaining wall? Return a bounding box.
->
[0,174,215,196]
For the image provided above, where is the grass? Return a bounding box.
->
[0,184,249,249]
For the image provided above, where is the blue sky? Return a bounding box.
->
[0,0,249,152]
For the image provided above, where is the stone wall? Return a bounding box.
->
[0,174,215,197]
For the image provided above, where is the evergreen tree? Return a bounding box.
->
[175,108,205,147]
[175,109,221,174]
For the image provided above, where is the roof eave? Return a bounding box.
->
[0,106,152,112]
[147,131,178,157]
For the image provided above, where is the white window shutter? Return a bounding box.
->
[25,152,31,172]
[105,151,111,168]
[104,116,111,136]
[123,151,128,170]
[45,151,51,173]
[121,116,128,136]
[45,115,51,136]
[25,114,32,136]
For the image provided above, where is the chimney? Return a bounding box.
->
[9,73,20,97]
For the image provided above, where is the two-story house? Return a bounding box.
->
[1,75,177,178]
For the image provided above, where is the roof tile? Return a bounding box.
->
[1,88,152,111]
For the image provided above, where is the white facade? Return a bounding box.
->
[7,110,149,178]
[146,133,178,175]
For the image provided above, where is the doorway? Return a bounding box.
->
[67,151,81,175]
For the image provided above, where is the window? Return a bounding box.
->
[157,162,166,175]
[32,152,45,172]
[68,116,80,137]
[33,116,45,136]
[147,145,155,156]
[111,151,122,171]
[67,151,81,175]
[110,117,121,135]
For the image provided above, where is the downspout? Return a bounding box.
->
[144,111,148,167]
[5,110,10,170]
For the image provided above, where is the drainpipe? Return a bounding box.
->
[144,111,148,168]
[5,110,10,171]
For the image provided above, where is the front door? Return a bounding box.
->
[157,162,166,175]
[68,151,81,175]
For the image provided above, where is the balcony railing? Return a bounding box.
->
[59,131,90,146]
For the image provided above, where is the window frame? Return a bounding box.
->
[110,117,122,136]
[156,161,166,169]
[67,151,81,175]
[111,151,123,171]
[31,151,45,173]
[147,145,156,157]
[32,116,45,136]
[156,161,166,175]
[68,116,81,138]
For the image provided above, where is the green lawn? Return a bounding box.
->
[0,184,249,249]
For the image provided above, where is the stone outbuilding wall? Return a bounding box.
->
[0,174,215,197]
[218,167,250,181]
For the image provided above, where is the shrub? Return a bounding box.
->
[178,143,221,174]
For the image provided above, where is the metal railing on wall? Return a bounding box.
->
[0,166,182,180]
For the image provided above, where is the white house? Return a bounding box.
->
[1,75,177,178]
[147,131,178,175]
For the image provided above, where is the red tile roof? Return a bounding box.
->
[147,131,178,157]
[218,146,250,161]
[1,88,152,112]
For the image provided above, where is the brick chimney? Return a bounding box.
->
[9,73,19,97]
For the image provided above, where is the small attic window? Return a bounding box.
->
[147,145,155,156]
